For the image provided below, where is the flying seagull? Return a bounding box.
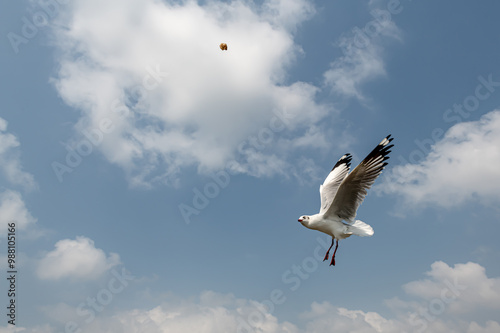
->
[298,135,394,266]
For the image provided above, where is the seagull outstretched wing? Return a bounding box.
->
[324,135,394,222]
[319,154,352,215]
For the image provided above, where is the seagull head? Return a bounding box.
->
[298,215,310,226]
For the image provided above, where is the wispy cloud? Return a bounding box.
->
[323,7,402,101]
[0,118,39,238]
[0,189,37,233]
[378,110,500,209]
[0,117,36,191]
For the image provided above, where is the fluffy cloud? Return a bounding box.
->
[0,326,26,333]
[0,117,36,191]
[323,7,401,101]
[33,291,298,333]
[0,118,37,235]
[401,261,500,317]
[106,291,298,333]
[384,261,500,333]
[0,189,37,233]
[26,261,500,332]
[467,321,500,333]
[49,0,329,187]
[302,261,500,333]
[37,236,121,281]
[378,110,500,208]
[301,302,404,333]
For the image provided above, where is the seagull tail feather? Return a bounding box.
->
[348,220,374,237]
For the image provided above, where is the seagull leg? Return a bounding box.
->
[330,240,339,266]
[323,239,334,261]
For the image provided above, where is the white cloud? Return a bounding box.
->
[107,292,298,333]
[262,0,315,32]
[382,261,500,333]
[49,0,329,187]
[0,189,37,233]
[302,261,500,333]
[37,236,121,281]
[323,9,401,101]
[35,291,299,333]
[402,261,500,316]
[27,261,500,332]
[0,117,36,191]
[300,302,404,333]
[291,125,329,149]
[378,110,500,208]
[0,326,26,333]
[467,321,500,333]
[0,119,39,237]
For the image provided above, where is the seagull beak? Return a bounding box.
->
[298,219,302,222]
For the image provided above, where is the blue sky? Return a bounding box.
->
[1,0,500,332]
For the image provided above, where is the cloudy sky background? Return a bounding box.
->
[1,0,500,332]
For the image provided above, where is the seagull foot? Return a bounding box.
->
[324,239,334,262]
[329,240,338,266]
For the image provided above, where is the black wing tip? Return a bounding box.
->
[334,135,394,171]
[362,135,395,164]
[331,153,352,171]
[381,134,394,146]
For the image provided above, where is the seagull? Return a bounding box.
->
[298,135,394,266]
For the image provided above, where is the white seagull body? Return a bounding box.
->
[298,135,394,266]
